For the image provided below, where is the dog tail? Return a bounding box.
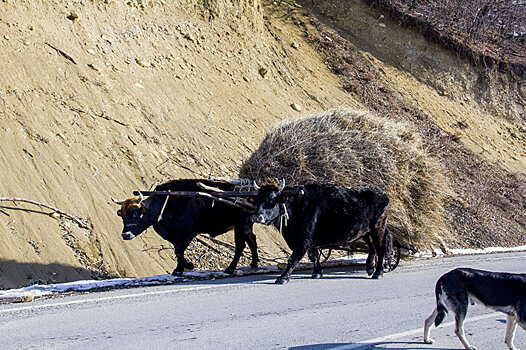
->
[434,280,448,327]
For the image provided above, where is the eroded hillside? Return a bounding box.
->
[298,0,526,250]
[0,0,524,289]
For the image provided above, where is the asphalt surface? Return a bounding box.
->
[1,251,525,350]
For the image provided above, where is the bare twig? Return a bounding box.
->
[96,111,128,126]
[0,197,91,229]
[46,43,77,64]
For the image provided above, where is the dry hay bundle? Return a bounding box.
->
[240,108,450,251]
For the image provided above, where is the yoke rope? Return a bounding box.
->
[279,203,289,234]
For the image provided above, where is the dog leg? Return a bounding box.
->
[423,309,438,344]
[505,314,518,350]
[455,314,477,350]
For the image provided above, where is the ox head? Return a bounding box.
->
[250,179,286,225]
[113,193,150,240]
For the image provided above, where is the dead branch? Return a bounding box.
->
[0,197,91,229]
[200,235,283,263]
[194,236,226,256]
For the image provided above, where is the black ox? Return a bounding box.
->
[250,182,392,284]
[115,179,259,275]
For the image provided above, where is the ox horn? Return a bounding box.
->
[278,178,286,192]
[253,180,260,190]
[111,197,124,205]
[137,192,144,203]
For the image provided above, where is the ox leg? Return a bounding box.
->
[246,230,259,270]
[364,235,376,276]
[225,221,258,274]
[171,234,196,276]
[370,230,386,279]
[172,253,194,276]
[308,248,323,279]
[276,248,306,285]
[225,240,244,274]
[225,231,246,274]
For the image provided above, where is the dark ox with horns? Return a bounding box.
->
[250,180,392,284]
[114,179,259,275]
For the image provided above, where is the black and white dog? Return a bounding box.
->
[424,268,526,350]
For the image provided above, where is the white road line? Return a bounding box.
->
[0,285,218,314]
[329,312,501,350]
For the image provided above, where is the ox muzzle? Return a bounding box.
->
[251,214,267,224]
[121,231,136,240]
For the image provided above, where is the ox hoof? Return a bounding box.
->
[424,338,434,344]
[224,268,235,275]
[366,268,374,276]
[372,273,383,279]
[311,273,323,279]
[172,270,183,277]
[275,277,289,285]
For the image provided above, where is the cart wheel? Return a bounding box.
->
[381,239,401,272]
[320,249,332,263]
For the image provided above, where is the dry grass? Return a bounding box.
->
[295,8,526,249]
[240,108,451,251]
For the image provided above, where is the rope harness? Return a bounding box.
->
[279,202,289,235]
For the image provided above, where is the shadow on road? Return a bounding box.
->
[192,264,375,285]
[0,260,385,303]
[289,341,441,350]
[0,259,100,290]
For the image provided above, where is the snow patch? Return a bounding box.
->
[2,247,525,301]
[0,266,279,300]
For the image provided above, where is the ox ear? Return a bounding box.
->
[117,209,122,217]
[141,204,147,214]
[278,194,287,203]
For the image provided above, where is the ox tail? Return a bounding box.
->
[384,227,393,257]
[434,280,448,327]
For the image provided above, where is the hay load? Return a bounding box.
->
[240,108,450,252]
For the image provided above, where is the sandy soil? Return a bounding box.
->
[0,0,524,289]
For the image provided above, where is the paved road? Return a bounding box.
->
[1,252,525,350]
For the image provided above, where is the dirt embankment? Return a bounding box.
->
[0,0,524,289]
[0,0,354,289]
